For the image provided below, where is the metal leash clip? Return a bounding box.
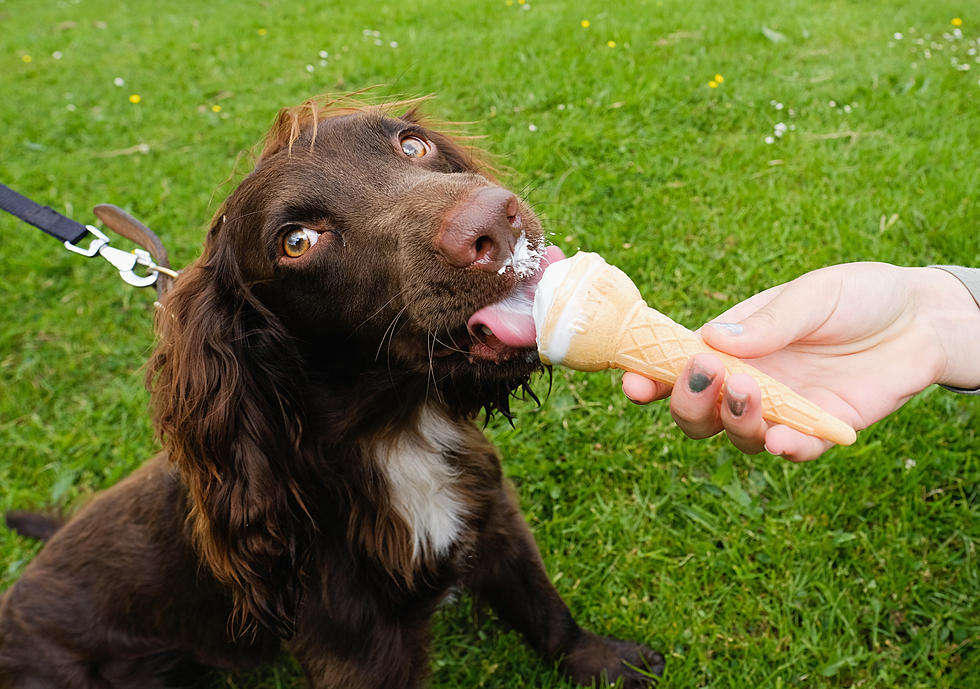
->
[63,225,176,288]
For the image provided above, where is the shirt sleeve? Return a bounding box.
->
[931,265,980,395]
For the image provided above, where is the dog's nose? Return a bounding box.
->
[434,187,522,272]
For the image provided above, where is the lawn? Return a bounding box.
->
[1,1,977,687]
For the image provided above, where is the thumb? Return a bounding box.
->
[701,275,836,359]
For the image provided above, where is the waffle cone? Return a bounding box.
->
[536,253,856,446]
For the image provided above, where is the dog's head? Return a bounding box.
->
[200,97,561,417]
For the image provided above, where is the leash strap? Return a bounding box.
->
[0,182,90,245]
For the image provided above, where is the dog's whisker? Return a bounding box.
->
[354,288,413,339]
[431,332,469,356]
[220,209,269,225]
[424,332,441,407]
[376,304,409,362]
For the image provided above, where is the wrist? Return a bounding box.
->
[920,267,980,390]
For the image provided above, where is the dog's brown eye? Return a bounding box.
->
[400,135,430,159]
[282,227,319,258]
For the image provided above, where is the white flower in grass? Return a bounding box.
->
[528,123,537,132]
[306,64,314,72]
[52,51,63,59]
[894,32,903,40]
[113,77,124,87]
[764,135,775,144]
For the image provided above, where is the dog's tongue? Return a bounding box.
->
[468,246,566,348]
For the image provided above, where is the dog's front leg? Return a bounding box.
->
[467,486,665,687]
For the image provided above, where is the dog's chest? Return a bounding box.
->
[373,406,469,561]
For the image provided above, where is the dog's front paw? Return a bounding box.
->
[560,631,665,687]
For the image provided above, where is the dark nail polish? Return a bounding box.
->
[688,371,713,393]
[727,393,747,417]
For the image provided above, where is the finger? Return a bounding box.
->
[622,372,672,404]
[669,354,726,439]
[719,373,768,454]
[763,424,836,462]
[705,283,783,326]
[701,271,842,359]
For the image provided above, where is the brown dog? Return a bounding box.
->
[0,97,664,688]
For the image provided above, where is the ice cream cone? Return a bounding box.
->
[533,252,857,446]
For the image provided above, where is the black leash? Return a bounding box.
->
[0,181,176,290]
[0,182,90,245]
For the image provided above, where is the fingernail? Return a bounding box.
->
[727,389,747,417]
[688,368,714,393]
[708,322,744,336]
[764,443,783,457]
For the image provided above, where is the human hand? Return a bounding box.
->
[622,262,980,461]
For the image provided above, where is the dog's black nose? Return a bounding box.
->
[434,186,522,272]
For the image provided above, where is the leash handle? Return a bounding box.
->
[0,182,90,245]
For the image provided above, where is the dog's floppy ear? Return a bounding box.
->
[147,215,314,640]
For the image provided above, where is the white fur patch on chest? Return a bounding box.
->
[374,405,467,561]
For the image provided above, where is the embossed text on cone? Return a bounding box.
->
[534,252,857,446]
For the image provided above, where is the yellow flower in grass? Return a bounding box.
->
[129,94,141,104]
[708,80,719,88]
[211,104,222,113]
[952,17,963,27]
[607,40,616,48]
[581,20,590,28]
[715,74,724,83]
[22,54,33,63]
[257,27,267,36]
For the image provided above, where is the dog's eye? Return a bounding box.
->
[282,227,319,258]
[400,135,430,159]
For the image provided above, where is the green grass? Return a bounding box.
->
[2,0,978,687]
